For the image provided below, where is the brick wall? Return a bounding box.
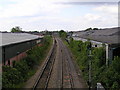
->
[4,43,42,66]
[5,51,27,66]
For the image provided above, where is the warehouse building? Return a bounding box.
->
[0,33,42,66]
[72,27,120,66]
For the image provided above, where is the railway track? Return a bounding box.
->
[33,37,57,90]
[60,38,85,88]
[32,37,86,89]
[58,38,74,89]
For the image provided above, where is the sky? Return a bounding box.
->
[0,0,119,31]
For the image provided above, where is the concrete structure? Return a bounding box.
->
[0,33,42,66]
[72,27,120,66]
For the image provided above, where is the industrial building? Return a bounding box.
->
[72,27,120,66]
[0,33,42,66]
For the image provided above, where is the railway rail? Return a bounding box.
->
[33,37,57,90]
[58,38,74,89]
[32,36,87,89]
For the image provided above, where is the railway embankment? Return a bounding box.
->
[2,35,53,88]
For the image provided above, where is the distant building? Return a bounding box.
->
[0,33,43,66]
[72,27,120,66]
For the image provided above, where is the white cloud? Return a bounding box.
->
[84,14,101,21]
[0,0,118,31]
[93,5,118,14]
[92,4,118,26]
[58,0,119,2]
[0,0,71,18]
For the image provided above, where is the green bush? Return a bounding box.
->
[2,66,23,88]
[14,60,30,80]
[101,57,120,89]
[59,30,67,39]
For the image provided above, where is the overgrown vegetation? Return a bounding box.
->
[2,36,52,88]
[65,37,120,89]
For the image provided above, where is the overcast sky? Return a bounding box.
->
[0,0,119,31]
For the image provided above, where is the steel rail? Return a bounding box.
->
[32,37,57,90]
[59,38,74,89]
[44,54,56,89]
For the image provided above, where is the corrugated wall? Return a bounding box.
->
[2,39,40,64]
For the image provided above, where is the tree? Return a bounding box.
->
[59,30,67,39]
[11,26,22,33]
[93,28,98,30]
[85,28,92,31]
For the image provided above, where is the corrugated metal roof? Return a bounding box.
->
[73,27,120,44]
[1,33,41,46]
[90,28,119,36]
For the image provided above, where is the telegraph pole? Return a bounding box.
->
[87,42,92,90]
[89,49,92,89]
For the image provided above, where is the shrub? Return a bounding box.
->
[2,66,23,88]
